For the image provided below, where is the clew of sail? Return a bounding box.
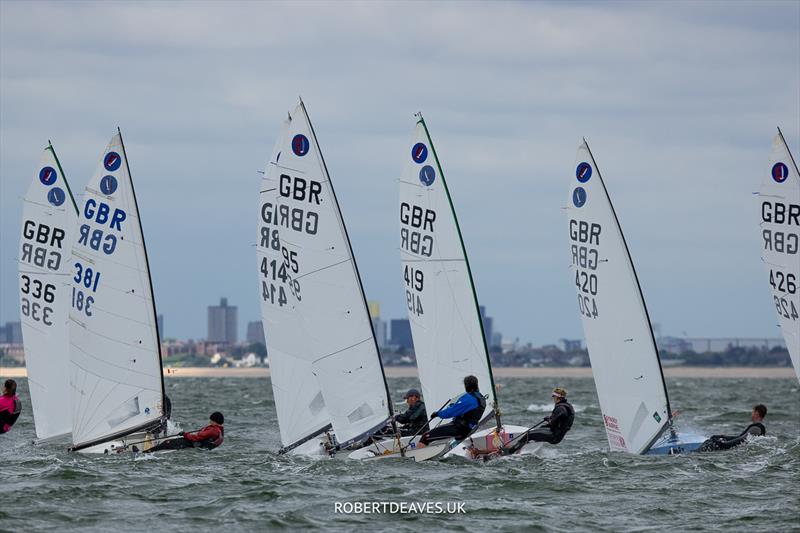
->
[758,129,800,383]
[68,132,165,450]
[566,141,670,454]
[398,116,497,430]
[19,143,78,441]
[258,101,392,450]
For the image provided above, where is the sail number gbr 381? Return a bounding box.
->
[569,219,601,319]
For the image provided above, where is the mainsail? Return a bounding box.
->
[258,101,393,452]
[566,140,670,454]
[18,143,78,441]
[68,131,165,451]
[758,129,800,383]
[398,114,498,427]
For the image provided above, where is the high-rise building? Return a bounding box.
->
[207,298,238,344]
[157,314,164,339]
[389,319,413,350]
[247,321,266,345]
[3,321,22,344]
[368,301,387,348]
[479,306,493,350]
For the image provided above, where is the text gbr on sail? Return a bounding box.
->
[569,220,601,270]
[400,202,435,257]
[77,199,126,255]
[20,220,66,270]
[762,202,800,254]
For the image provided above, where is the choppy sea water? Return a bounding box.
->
[2,376,798,532]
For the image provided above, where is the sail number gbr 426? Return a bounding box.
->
[569,219,601,319]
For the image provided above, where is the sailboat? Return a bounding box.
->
[758,128,799,383]
[68,130,179,454]
[566,140,705,455]
[18,143,78,442]
[257,100,399,456]
[350,114,532,462]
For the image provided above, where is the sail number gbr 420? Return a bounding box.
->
[569,219,601,319]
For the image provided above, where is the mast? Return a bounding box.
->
[583,140,673,438]
[417,113,502,430]
[117,128,167,420]
[777,127,800,174]
[47,141,79,215]
[298,99,400,443]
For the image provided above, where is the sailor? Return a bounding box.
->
[0,379,21,435]
[144,411,225,452]
[418,375,486,447]
[394,388,428,436]
[0,379,22,435]
[525,387,575,445]
[699,404,767,452]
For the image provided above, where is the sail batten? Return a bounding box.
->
[68,133,164,449]
[758,130,800,383]
[567,141,670,454]
[398,116,498,429]
[19,144,79,441]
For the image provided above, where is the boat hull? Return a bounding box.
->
[644,432,707,455]
[77,419,183,455]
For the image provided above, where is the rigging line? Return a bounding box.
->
[293,257,351,282]
[311,337,372,365]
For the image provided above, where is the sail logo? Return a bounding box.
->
[100,175,118,195]
[772,162,789,183]
[104,152,122,172]
[576,162,592,183]
[412,143,428,164]
[573,187,587,208]
[419,165,436,186]
[39,166,57,186]
[292,134,310,156]
[47,187,66,207]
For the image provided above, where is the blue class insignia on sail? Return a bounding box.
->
[419,165,436,186]
[411,143,428,164]
[39,166,57,186]
[772,162,789,183]
[48,187,65,206]
[292,134,310,156]
[100,175,118,195]
[573,187,587,208]
[576,162,592,182]
[104,152,122,172]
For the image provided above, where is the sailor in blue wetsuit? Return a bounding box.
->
[699,404,767,452]
[418,375,486,446]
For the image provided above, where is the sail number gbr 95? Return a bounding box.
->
[569,219,600,319]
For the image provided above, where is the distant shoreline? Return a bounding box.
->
[1,366,795,379]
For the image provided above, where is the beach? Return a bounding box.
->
[1,366,794,379]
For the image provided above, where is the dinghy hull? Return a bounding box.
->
[644,432,707,455]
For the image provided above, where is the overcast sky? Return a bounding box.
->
[1,1,798,344]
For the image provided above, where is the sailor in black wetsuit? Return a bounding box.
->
[418,375,486,447]
[699,404,767,452]
[526,387,575,444]
[394,388,428,436]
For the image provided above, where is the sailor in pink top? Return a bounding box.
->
[0,379,22,434]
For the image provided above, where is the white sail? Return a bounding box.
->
[18,144,78,441]
[758,130,800,383]
[258,101,391,450]
[69,132,165,450]
[398,116,496,423]
[566,141,670,454]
